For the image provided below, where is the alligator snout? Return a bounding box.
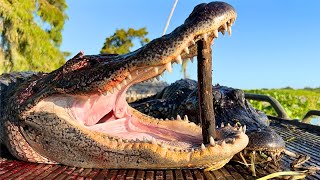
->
[246,128,285,152]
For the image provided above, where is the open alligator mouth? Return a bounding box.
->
[67,6,237,150]
[7,2,249,169]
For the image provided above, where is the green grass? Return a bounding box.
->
[244,88,320,121]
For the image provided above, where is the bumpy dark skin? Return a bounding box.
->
[131,79,286,160]
[0,2,249,169]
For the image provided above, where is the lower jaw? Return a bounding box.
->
[83,107,203,150]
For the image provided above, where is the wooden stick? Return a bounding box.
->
[197,39,216,143]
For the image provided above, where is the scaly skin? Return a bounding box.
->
[131,79,286,163]
[0,2,249,169]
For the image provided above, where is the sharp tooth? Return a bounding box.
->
[184,47,189,54]
[239,126,243,132]
[127,74,132,80]
[222,23,227,30]
[221,140,226,146]
[118,139,123,143]
[184,115,188,121]
[191,40,195,45]
[165,62,172,73]
[227,123,231,127]
[227,25,232,36]
[209,136,215,146]
[177,115,181,120]
[136,138,140,142]
[190,58,194,63]
[160,73,164,77]
[103,91,108,96]
[116,83,121,90]
[230,18,235,25]
[221,122,224,127]
[201,143,206,150]
[202,34,208,41]
[191,148,195,152]
[243,125,246,133]
[156,76,160,81]
[123,139,128,143]
[154,67,159,74]
[221,30,225,36]
[161,143,167,148]
[109,88,114,94]
[211,39,214,46]
[122,79,127,85]
[151,137,157,145]
[165,118,169,121]
[213,29,219,38]
[143,137,148,143]
[176,55,182,64]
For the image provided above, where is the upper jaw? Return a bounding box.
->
[99,16,237,97]
[80,3,237,95]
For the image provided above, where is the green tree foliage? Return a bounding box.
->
[244,89,320,121]
[0,0,68,74]
[100,28,149,54]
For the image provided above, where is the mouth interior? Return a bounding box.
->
[69,19,236,149]
[70,68,202,149]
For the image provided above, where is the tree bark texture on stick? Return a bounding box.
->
[197,39,216,144]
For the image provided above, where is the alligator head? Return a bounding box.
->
[2,2,248,169]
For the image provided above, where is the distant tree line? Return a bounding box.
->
[0,0,68,74]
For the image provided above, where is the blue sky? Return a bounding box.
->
[60,0,320,89]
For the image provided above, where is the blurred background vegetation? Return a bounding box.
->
[245,88,320,121]
[0,0,68,74]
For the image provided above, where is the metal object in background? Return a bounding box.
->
[245,93,289,119]
[245,93,320,126]
[302,110,320,123]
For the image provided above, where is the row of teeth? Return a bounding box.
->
[144,113,247,133]
[108,136,236,153]
[105,19,234,93]
[106,121,246,152]
[159,18,234,74]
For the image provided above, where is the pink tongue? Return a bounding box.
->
[72,92,126,126]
